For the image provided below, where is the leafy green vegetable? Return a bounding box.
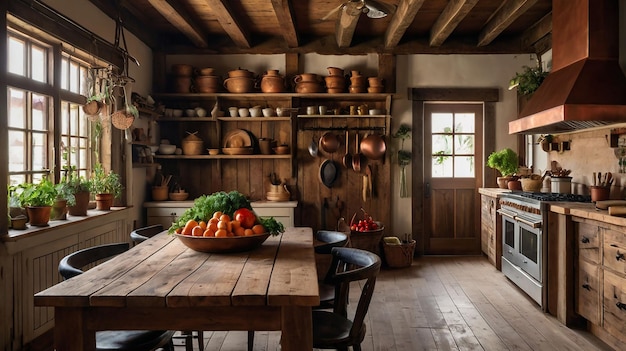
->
[169,191,252,233]
[258,216,285,236]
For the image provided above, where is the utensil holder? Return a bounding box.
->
[152,186,169,201]
[590,186,610,202]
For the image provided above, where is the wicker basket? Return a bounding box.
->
[383,240,416,268]
[349,222,384,255]
[182,140,204,155]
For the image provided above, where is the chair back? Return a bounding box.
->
[59,243,130,280]
[328,247,381,340]
[315,230,348,254]
[130,224,164,244]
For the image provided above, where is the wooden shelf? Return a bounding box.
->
[154,154,292,160]
[297,114,388,118]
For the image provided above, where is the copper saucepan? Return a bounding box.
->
[360,133,386,160]
[319,132,340,153]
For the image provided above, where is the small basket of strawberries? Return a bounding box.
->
[349,208,384,255]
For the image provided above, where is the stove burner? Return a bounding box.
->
[514,192,591,202]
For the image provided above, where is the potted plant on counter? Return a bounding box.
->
[90,163,123,210]
[57,167,92,216]
[16,177,58,226]
[487,148,519,189]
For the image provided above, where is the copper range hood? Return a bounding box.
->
[509,0,626,134]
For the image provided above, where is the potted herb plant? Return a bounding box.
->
[90,163,123,210]
[57,167,92,216]
[16,177,58,226]
[487,148,519,189]
[509,64,548,97]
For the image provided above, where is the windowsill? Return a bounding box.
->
[2,207,130,241]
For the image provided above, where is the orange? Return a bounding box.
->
[217,220,228,230]
[203,228,215,237]
[182,220,199,235]
[252,224,266,235]
[208,222,218,232]
[191,225,204,236]
[234,227,245,237]
[219,214,231,222]
[208,217,219,225]
[244,228,254,236]
[215,229,228,237]
[175,227,182,234]
[198,221,207,230]
[231,220,241,230]
[212,211,223,219]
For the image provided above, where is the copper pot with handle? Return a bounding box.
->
[360,133,386,160]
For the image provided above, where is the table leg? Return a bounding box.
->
[55,307,96,351]
[280,306,313,351]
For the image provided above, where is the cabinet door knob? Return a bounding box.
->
[582,283,591,291]
[616,251,625,261]
[617,302,626,311]
[170,212,177,216]
[581,237,590,244]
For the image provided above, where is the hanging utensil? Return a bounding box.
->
[309,136,319,157]
[342,130,352,168]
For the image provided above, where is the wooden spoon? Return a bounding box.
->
[342,130,352,168]
[352,133,361,172]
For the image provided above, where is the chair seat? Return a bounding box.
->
[96,330,175,350]
[316,281,336,309]
[312,310,365,348]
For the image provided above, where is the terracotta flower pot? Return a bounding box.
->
[68,191,90,216]
[26,206,52,226]
[51,199,68,220]
[95,193,114,211]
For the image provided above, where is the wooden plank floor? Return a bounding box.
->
[173,256,613,351]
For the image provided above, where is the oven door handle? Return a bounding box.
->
[515,216,542,229]
[497,209,516,219]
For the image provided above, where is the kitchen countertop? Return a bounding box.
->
[549,202,626,226]
[478,188,511,197]
[144,200,298,208]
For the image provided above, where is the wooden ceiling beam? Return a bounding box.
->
[335,2,363,48]
[88,0,160,49]
[477,0,539,47]
[384,0,425,49]
[520,12,551,50]
[202,0,251,49]
[270,0,299,48]
[429,0,479,47]
[146,0,209,48]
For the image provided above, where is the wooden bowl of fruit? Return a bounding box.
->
[175,232,271,253]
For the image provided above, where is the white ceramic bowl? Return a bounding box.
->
[185,109,196,117]
[172,109,183,117]
[249,107,262,117]
[238,108,250,117]
[158,144,177,154]
[262,108,275,117]
[228,107,239,117]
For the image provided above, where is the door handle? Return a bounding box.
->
[581,237,590,244]
[425,182,431,198]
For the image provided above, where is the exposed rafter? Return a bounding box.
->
[202,0,251,49]
[429,0,479,47]
[478,0,539,47]
[88,0,159,49]
[270,0,298,48]
[146,0,208,48]
[384,0,425,49]
[520,12,551,50]
[335,1,363,48]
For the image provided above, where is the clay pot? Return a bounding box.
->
[294,73,318,84]
[171,64,193,76]
[325,75,346,90]
[223,77,255,93]
[26,206,52,226]
[173,76,192,93]
[295,81,324,93]
[368,77,383,87]
[197,67,215,76]
[507,180,522,191]
[260,71,286,93]
[195,75,221,93]
[327,67,344,76]
[95,193,114,211]
[228,68,254,78]
[68,191,90,216]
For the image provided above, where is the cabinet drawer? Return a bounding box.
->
[603,270,626,343]
[147,207,188,217]
[577,222,601,264]
[603,229,626,273]
[576,259,602,325]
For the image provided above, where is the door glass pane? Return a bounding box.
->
[32,132,47,171]
[454,156,474,177]
[432,135,452,154]
[455,113,475,133]
[32,94,48,131]
[520,227,538,263]
[432,156,452,177]
[431,113,453,132]
[455,135,474,154]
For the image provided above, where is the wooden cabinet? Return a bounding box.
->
[480,193,501,269]
[573,217,626,348]
[149,92,393,232]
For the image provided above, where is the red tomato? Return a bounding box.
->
[234,208,256,229]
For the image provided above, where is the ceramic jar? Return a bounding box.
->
[228,68,254,78]
[223,77,255,93]
[349,71,366,93]
[260,70,286,93]
[195,75,221,93]
[294,73,323,93]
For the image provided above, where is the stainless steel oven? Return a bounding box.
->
[497,192,591,310]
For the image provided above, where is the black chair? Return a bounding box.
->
[312,247,381,351]
[315,230,349,309]
[58,243,175,351]
[130,224,204,351]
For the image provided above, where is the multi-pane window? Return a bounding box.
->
[7,28,94,185]
[431,110,477,178]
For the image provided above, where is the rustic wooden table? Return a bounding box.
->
[34,227,319,351]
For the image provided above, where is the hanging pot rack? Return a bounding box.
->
[299,126,386,133]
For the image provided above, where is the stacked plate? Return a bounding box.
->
[222,129,254,155]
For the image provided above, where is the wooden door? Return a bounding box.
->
[423,103,483,255]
